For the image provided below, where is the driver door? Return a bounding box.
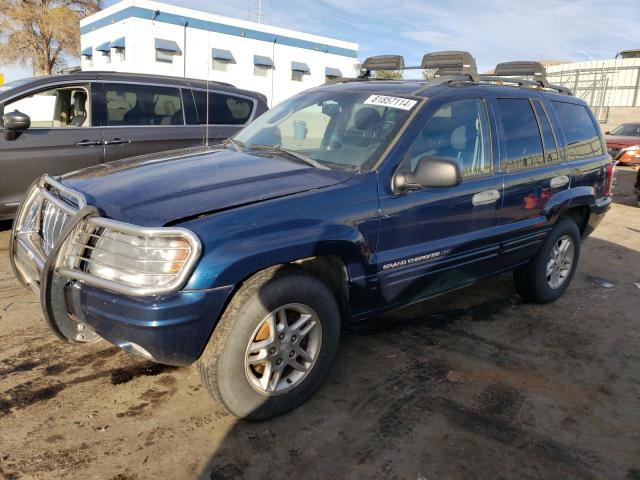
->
[375,96,504,306]
[0,83,103,217]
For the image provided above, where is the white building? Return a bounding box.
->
[79,0,360,106]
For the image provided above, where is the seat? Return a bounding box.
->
[68,91,87,127]
[123,94,155,125]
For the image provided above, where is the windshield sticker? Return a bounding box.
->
[364,95,418,111]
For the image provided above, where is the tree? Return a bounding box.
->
[373,70,402,80]
[0,0,101,76]
[422,69,437,81]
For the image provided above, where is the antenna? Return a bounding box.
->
[205,36,210,147]
[248,0,271,24]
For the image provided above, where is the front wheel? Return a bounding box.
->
[513,218,581,303]
[197,266,341,421]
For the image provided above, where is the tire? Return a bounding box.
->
[513,218,581,304]
[197,265,341,421]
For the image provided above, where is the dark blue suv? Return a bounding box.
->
[10,52,613,420]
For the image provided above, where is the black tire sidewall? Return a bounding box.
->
[532,219,581,302]
[215,272,340,420]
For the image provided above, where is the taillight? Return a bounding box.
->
[603,162,614,197]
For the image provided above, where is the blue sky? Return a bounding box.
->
[3,0,640,82]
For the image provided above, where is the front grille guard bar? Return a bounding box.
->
[9,175,86,292]
[11,175,202,300]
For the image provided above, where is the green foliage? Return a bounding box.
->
[0,0,101,75]
[373,70,403,80]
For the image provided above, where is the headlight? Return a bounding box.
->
[63,217,201,295]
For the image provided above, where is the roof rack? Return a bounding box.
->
[421,51,479,81]
[492,61,550,87]
[359,50,479,81]
[347,51,573,95]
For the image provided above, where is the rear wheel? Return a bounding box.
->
[197,266,341,421]
[513,218,581,303]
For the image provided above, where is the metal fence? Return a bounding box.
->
[546,58,640,122]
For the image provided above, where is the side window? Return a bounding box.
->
[104,84,183,126]
[3,86,90,128]
[402,98,492,178]
[532,100,560,164]
[193,91,254,125]
[551,101,605,160]
[496,98,544,170]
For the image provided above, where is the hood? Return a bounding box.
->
[60,147,354,226]
[604,135,640,148]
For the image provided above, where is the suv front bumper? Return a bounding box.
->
[10,176,232,366]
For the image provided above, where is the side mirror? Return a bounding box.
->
[3,110,31,141]
[604,131,610,135]
[394,156,462,192]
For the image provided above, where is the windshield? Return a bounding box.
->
[234,90,419,170]
[611,124,640,137]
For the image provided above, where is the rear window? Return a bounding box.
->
[193,90,254,125]
[551,101,605,160]
[496,98,544,170]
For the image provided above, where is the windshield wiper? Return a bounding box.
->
[249,144,329,170]
[225,137,244,152]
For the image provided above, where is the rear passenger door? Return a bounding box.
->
[376,96,503,306]
[98,82,204,162]
[493,94,569,270]
[192,89,256,143]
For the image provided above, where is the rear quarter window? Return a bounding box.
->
[551,101,605,160]
[193,91,254,125]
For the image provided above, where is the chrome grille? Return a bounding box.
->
[41,198,74,255]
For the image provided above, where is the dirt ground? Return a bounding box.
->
[1,168,639,480]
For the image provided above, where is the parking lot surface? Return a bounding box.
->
[1,168,639,480]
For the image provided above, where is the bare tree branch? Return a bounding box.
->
[0,0,100,75]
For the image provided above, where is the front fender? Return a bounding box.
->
[178,173,380,292]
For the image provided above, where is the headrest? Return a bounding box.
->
[450,126,467,151]
[73,91,87,109]
[354,107,382,131]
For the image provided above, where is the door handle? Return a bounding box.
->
[75,140,103,146]
[104,138,131,145]
[472,189,501,206]
[550,175,570,188]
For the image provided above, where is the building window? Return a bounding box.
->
[114,48,125,62]
[156,49,174,64]
[325,67,342,82]
[211,49,235,72]
[102,51,111,64]
[213,59,229,71]
[291,62,310,82]
[254,65,269,77]
[154,39,182,64]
